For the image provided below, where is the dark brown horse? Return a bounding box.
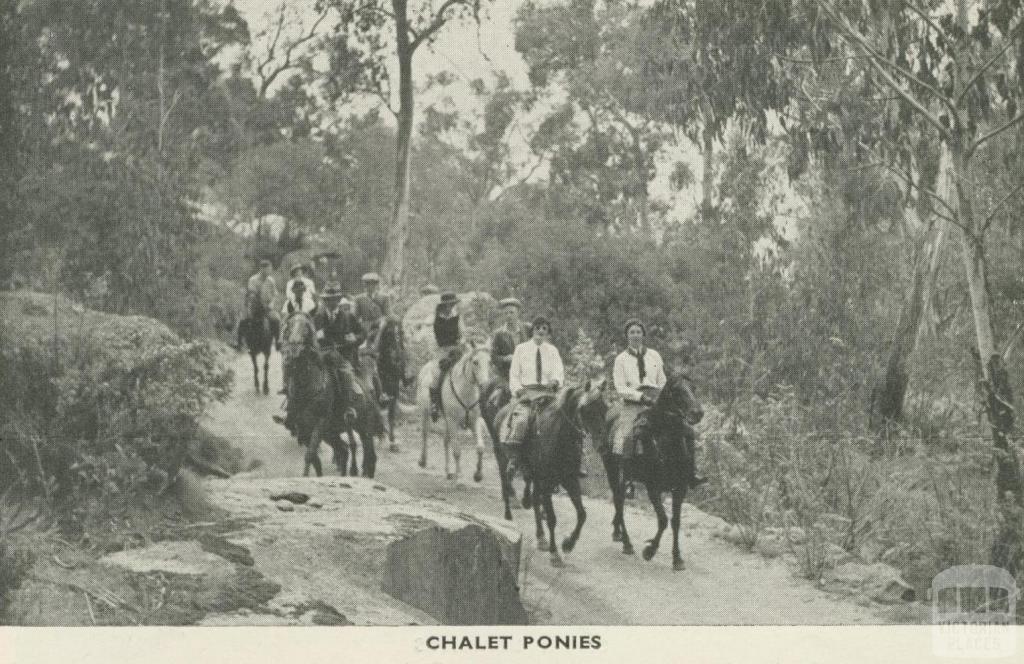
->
[602,372,704,570]
[374,316,406,452]
[480,329,519,520]
[514,380,606,567]
[281,312,379,477]
[238,297,279,395]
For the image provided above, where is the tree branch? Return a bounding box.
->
[258,8,331,97]
[969,111,1024,155]
[957,20,1024,105]
[813,0,953,139]
[410,0,471,50]
[981,179,1024,232]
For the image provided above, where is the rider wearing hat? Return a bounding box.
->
[615,319,705,486]
[428,291,466,421]
[502,315,566,478]
[491,297,531,381]
[278,278,319,395]
[237,259,279,351]
[314,282,366,422]
[282,262,317,316]
[355,272,391,345]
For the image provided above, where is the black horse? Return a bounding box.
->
[601,372,704,570]
[480,329,519,520]
[238,297,279,395]
[281,312,380,478]
[514,380,605,567]
[374,316,406,452]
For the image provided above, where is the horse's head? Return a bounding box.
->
[656,371,704,425]
[282,311,316,352]
[463,342,492,388]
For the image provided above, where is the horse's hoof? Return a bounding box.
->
[642,545,657,561]
[446,473,455,480]
[623,543,635,556]
[536,538,548,551]
[418,458,427,468]
[389,444,400,453]
[549,555,566,568]
[473,470,483,483]
[673,558,685,571]
[612,530,623,543]
[521,496,532,510]
[561,537,576,553]
[505,511,513,521]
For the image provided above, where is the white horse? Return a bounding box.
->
[416,344,492,482]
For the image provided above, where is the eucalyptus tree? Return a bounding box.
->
[316,0,492,290]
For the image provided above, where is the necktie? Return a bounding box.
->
[633,348,646,383]
[535,346,543,385]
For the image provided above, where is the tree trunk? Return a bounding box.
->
[950,144,1023,573]
[383,0,415,292]
[872,147,951,429]
[701,127,715,220]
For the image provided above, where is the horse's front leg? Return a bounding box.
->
[262,354,270,395]
[608,455,634,555]
[304,428,323,477]
[489,424,514,521]
[643,483,668,562]
[560,476,587,554]
[671,488,686,571]
[418,404,430,468]
[251,354,260,392]
[543,493,564,567]
[533,491,547,551]
[472,416,485,483]
[387,400,399,451]
[346,428,359,477]
[361,427,377,478]
[450,420,463,482]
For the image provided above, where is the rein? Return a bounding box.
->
[445,349,486,414]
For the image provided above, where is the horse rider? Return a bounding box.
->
[314,282,366,422]
[502,315,566,478]
[614,318,705,487]
[236,259,278,350]
[282,262,317,316]
[429,291,466,421]
[355,272,391,347]
[278,278,318,395]
[491,297,530,382]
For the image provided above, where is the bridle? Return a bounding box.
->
[446,347,489,414]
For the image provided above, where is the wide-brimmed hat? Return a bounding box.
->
[259,259,272,268]
[498,297,522,309]
[321,282,344,299]
[439,291,458,305]
[361,272,380,283]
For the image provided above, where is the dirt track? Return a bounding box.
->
[205,349,891,625]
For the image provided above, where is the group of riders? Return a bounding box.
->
[237,258,703,487]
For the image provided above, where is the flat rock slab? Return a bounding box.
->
[100,540,236,577]
[203,476,527,625]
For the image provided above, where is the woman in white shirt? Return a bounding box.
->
[612,319,666,457]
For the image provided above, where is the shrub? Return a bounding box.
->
[0,291,231,504]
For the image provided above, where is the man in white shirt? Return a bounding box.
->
[502,316,565,478]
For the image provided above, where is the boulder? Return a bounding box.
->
[202,476,526,625]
